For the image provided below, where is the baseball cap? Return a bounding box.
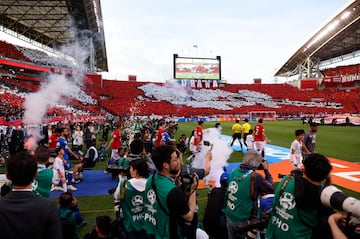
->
[220,172,229,185]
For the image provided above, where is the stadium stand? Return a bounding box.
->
[17,45,74,68]
[0,40,359,120]
[0,40,30,62]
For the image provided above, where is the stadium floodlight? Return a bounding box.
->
[307,20,339,48]
[341,11,351,19]
[326,20,339,31]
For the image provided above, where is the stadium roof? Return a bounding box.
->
[275,0,360,79]
[0,0,108,72]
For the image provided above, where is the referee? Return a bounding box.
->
[230,119,243,151]
[242,118,251,147]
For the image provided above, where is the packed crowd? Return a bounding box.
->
[138,83,343,112]
[0,117,357,239]
[0,79,100,121]
[1,72,359,121]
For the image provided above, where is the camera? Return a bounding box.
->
[321,185,360,238]
[278,169,303,179]
[321,185,360,219]
[256,159,266,170]
[233,194,274,238]
[203,140,213,151]
[173,123,179,131]
[233,213,271,233]
[233,208,272,238]
[179,164,196,194]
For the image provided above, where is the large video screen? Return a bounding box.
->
[173,54,221,80]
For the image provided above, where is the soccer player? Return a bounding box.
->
[253,118,269,157]
[290,129,310,169]
[194,120,204,153]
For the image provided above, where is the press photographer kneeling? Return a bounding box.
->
[223,150,275,239]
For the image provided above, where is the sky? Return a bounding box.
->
[0,0,351,84]
[99,0,349,84]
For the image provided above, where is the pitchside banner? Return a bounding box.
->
[323,75,360,83]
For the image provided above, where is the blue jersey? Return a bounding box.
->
[162,131,171,144]
[57,137,69,160]
[56,137,72,169]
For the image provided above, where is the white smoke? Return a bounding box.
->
[22,27,91,150]
[23,75,78,124]
[164,80,190,100]
[191,126,232,187]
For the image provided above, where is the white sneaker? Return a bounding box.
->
[67,185,78,191]
[71,178,81,184]
[51,186,64,192]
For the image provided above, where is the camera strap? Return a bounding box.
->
[115,179,127,213]
[151,174,170,216]
[235,170,256,200]
[120,179,127,201]
[277,176,316,229]
[276,176,294,203]
[250,171,256,201]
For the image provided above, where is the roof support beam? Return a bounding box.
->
[295,57,321,80]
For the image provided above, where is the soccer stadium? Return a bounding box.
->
[0,1,359,238]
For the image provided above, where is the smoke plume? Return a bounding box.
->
[23,28,91,150]
[191,126,233,187]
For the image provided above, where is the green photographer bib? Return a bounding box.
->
[121,180,146,233]
[143,174,178,239]
[223,168,255,223]
[265,176,319,239]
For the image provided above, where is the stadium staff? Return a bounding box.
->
[302,122,318,161]
[0,150,62,239]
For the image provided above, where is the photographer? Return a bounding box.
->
[115,158,149,239]
[143,145,198,239]
[328,213,348,239]
[265,153,332,239]
[58,191,84,239]
[223,150,274,239]
[173,147,213,239]
[175,147,212,185]
[203,172,229,239]
[320,185,360,239]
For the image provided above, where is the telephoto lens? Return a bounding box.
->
[321,185,360,218]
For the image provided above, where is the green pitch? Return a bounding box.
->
[175,120,360,163]
[0,120,350,237]
[73,120,360,237]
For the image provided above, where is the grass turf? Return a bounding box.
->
[75,120,360,237]
[175,120,360,163]
[2,120,359,237]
